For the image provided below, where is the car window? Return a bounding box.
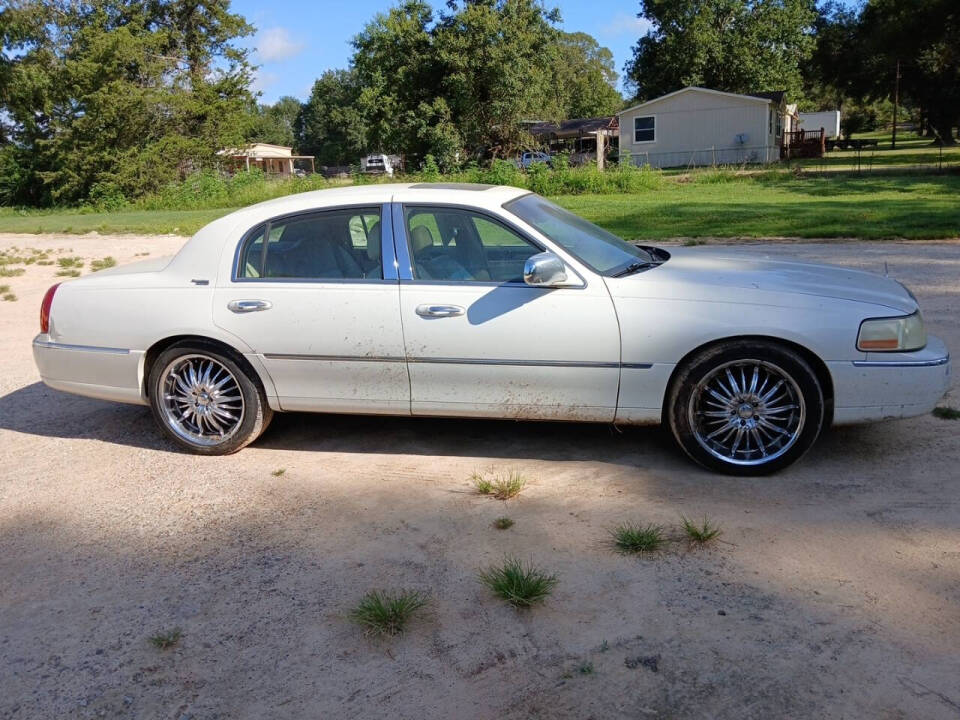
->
[404,206,541,283]
[238,207,383,280]
[504,193,654,275]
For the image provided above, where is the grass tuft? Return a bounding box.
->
[2,293,17,302]
[610,523,665,554]
[680,515,723,546]
[577,661,594,675]
[271,468,286,477]
[932,406,960,420]
[493,516,514,530]
[90,256,117,271]
[478,557,558,608]
[149,628,182,650]
[55,269,81,277]
[0,267,25,277]
[57,256,83,269]
[349,590,428,636]
[472,470,527,500]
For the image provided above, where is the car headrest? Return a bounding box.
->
[410,225,435,255]
[366,223,381,261]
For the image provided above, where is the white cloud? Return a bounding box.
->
[251,69,280,95]
[599,12,654,38]
[255,27,304,63]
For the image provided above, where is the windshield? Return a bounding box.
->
[504,194,655,275]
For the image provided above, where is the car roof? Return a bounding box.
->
[236,182,529,221]
[167,183,533,278]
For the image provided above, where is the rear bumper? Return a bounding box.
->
[33,335,146,405]
[829,335,951,424]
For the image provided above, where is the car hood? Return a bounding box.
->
[609,248,917,314]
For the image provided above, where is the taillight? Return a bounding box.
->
[40,283,61,334]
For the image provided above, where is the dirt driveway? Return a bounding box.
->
[1,233,958,719]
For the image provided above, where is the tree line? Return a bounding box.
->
[1,0,957,207]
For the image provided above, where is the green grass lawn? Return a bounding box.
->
[562,172,960,240]
[0,207,229,236]
[1,171,958,240]
[792,130,960,172]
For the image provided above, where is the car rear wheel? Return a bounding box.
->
[667,341,824,475]
[148,343,272,455]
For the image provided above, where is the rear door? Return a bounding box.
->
[213,204,409,414]
[394,202,621,421]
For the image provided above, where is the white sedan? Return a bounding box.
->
[33,184,950,474]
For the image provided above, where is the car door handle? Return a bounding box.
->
[227,299,272,313]
[415,304,465,318]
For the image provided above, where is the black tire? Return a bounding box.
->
[148,342,273,455]
[667,340,824,476]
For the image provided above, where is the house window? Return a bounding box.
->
[634,116,655,143]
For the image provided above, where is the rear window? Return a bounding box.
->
[237,207,383,281]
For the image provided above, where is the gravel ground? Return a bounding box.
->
[1,233,958,720]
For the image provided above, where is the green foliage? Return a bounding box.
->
[5,169,958,241]
[421,155,441,182]
[493,517,514,530]
[140,169,331,211]
[149,628,182,650]
[298,69,368,166]
[680,515,723,545]
[555,32,624,118]
[246,96,302,148]
[471,470,527,500]
[625,0,818,103]
[932,406,960,420]
[610,523,665,554]
[90,257,117,272]
[478,557,558,608]
[349,590,428,636]
[297,1,621,167]
[1,0,256,206]
[856,0,959,144]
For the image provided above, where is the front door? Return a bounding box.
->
[213,203,409,414]
[394,203,621,421]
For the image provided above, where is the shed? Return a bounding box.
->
[617,87,793,168]
[219,143,315,177]
[528,116,619,169]
[798,111,841,139]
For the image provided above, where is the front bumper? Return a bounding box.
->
[33,334,146,405]
[829,334,951,424]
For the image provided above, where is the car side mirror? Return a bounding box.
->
[523,252,568,287]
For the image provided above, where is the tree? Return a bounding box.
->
[435,0,564,156]
[298,1,618,165]
[553,32,624,118]
[246,96,302,147]
[624,0,818,103]
[297,70,368,166]
[0,0,255,205]
[856,0,958,144]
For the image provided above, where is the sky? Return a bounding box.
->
[231,0,654,104]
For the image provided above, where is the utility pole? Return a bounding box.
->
[892,59,901,149]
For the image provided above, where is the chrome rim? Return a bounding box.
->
[688,359,805,466]
[159,354,245,446]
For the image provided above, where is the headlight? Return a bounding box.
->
[857,312,926,352]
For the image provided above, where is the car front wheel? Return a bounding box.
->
[667,341,825,475]
[148,343,272,455]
